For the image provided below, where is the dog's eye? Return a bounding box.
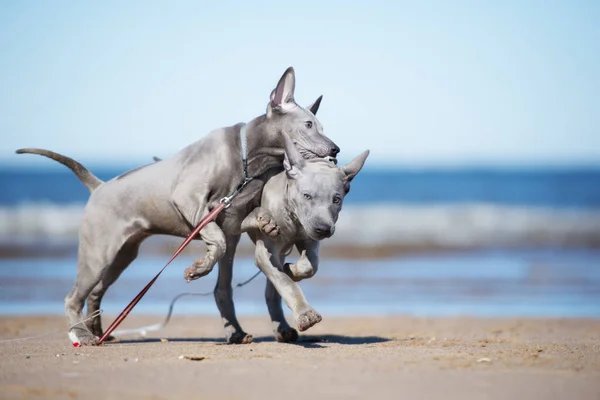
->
[303,193,312,200]
[332,196,341,204]
[305,121,313,129]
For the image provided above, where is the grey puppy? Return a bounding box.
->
[239,133,369,342]
[15,67,339,345]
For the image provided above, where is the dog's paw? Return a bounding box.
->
[184,258,214,282]
[85,322,103,339]
[274,326,299,343]
[257,212,279,238]
[88,327,116,342]
[285,253,316,282]
[227,331,253,344]
[295,308,322,332]
[68,329,99,347]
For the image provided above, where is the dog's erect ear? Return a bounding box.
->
[270,67,296,109]
[282,131,306,180]
[306,95,323,115]
[342,150,370,183]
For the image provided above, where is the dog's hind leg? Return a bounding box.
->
[85,240,142,339]
[64,250,111,345]
[213,234,253,344]
[65,219,140,346]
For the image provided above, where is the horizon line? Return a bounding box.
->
[2,158,600,172]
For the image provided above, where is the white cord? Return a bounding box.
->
[113,271,262,337]
[0,309,103,344]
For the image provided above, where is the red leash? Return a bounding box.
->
[97,203,226,345]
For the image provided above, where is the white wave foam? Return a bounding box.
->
[1,202,599,247]
[331,204,600,247]
[0,202,84,238]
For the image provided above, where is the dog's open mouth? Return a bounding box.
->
[297,148,338,166]
[293,136,338,160]
[297,146,332,160]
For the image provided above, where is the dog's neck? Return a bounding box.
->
[244,115,286,179]
[283,180,301,226]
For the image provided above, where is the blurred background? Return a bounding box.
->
[1,1,599,319]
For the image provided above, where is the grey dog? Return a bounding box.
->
[16,67,340,345]
[239,133,369,342]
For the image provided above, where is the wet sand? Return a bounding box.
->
[1,315,599,399]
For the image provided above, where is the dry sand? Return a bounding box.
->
[1,315,599,400]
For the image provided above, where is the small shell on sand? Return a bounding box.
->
[179,355,206,361]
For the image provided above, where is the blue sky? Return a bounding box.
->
[1,0,599,168]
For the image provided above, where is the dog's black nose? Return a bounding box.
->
[330,145,340,157]
[314,223,333,237]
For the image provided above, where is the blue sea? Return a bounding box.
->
[0,165,599,319]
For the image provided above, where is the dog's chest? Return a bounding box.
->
[217,183,265,234]
[275,217,310,249]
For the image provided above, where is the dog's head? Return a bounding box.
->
[281,132,369,241]
[266,67,340,159]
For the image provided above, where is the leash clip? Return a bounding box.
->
[219,195,233,209]
[220,177,253,209]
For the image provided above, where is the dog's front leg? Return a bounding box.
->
[283,240,320,282]
[255,239,322,332]
[183,220,226,282]
[173,191,227,282]
[266,240,319,342]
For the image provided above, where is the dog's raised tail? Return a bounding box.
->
[15,148,103,192]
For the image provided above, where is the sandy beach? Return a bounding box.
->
[1,315,599,399]
[2,2,600,400]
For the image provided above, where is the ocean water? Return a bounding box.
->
[1,166,600,247]
[0,165,599,318]
[0,249,599,318]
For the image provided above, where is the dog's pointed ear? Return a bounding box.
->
[306,95,323,115]
[342,150,370,183]
[282,131,305,179]
[270,67,296,109]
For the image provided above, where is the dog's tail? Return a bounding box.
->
[15,148,103,192]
